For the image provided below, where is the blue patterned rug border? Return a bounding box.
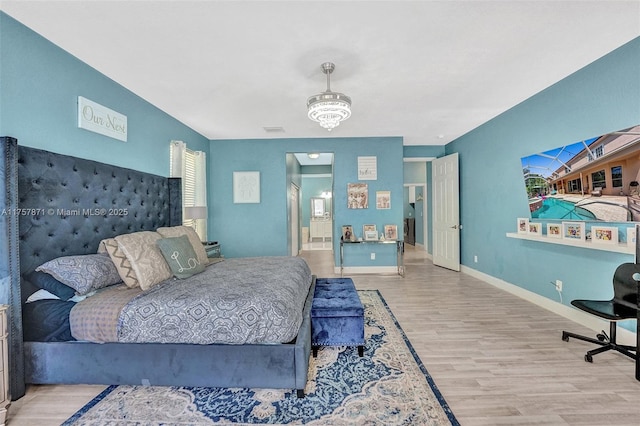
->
[372,289,460,426]
[62,384,118,425]
[63,289,460,425]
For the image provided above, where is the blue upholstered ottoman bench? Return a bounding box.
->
[311,277,365,357]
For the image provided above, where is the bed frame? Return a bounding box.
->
[2,138,313,400]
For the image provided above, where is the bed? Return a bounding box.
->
[3,139,315,400]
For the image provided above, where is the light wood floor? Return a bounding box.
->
[8,246,640,425]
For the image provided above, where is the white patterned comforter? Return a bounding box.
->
[70,256,312,345]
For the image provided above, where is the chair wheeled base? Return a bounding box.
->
[562,321,636,363]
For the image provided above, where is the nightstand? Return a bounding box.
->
[203,241,221,258]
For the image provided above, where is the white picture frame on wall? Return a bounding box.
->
[591,225,618,245]
[233,171,260,203]
[528,222,542,236]
[626,227,637,247]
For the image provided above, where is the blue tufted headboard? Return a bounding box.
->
[9,143,181,398]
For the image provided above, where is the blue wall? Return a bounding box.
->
[0,13,209,176]
[209,137,404,268]
[446,37,640,332]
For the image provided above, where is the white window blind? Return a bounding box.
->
[170,141,207,239]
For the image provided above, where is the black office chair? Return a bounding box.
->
[562,262,639,363]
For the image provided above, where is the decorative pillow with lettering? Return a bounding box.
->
[157,235,205,279]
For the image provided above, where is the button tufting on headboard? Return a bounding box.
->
[17,146,181,279]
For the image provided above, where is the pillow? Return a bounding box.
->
[156,226,208,266]
[35,254,122,296]
[98,238,140,288]
[114,231,172,291]
[26,289,60,303]
[26,270,76,300]
[157,235,206,279]
[23,299,76,342]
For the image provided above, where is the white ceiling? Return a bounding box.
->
[2,1,639,146]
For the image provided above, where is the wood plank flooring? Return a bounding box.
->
[8,246,640,425]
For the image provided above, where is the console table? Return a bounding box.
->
[340,240,404,277]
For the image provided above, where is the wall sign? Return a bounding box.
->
[78,96,128,142]
[358,156,377,180]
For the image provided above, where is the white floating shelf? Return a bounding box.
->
[506,232,634,254]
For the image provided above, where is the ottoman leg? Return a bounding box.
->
[312,346,319,358]
[358,345,364,357]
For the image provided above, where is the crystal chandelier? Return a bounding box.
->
[307,62,351,131]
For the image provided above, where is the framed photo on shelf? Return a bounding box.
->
[626,226,637,247]
[517,218,529,234]
[384,224,398,240]
[363,224,378,241]
[591,226,618,244]
[547,223,562,238]
[562,221,585,241]
[341,225,354,242]
[528,222,542,236]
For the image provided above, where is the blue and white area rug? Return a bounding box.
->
[64,290,459,425]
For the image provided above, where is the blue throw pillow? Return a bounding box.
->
[157,235,205,279]
[26,271,76,301]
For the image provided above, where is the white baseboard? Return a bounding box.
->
[461,265,637,347]
[333,266,400,275]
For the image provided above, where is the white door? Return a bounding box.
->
[291,183,300,256]
[432,153,460,271]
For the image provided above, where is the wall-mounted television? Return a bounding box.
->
[521,124,640,222]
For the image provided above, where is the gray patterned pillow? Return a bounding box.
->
[157,235,205,279]
[36,254,122,296]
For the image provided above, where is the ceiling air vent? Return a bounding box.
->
[263,126,285,133]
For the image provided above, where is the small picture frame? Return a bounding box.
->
[517,218,529,234]
[384,224,398,240]
[363,224,378,241]
[342,225,354,242]
[528,222,542,236]
[562,221,586,241]
[547,223,562,238]
[626,227,637,247]
[591,226,618,244]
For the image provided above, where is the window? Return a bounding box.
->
[611,166,622,188]
[567,178,582,193]
[170,141,207,239]
[591,170,606,189]
[588,145,604,161]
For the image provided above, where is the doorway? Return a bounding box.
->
[292,152,334,252]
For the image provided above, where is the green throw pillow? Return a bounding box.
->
[157,235,205,279]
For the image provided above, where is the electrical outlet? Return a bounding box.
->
[370,253,375,260]
[555,280,563,292]
[474,255,478,263]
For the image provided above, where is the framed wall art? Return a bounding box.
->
[233,171,260,203]
[528,222,542,236]
[547,223,562,238]
[517,218,529,234]
[591,226,618,244]
[347,183,368,209]
[626,226,637,247]
[562,221,585,241]
[376,191,391,209]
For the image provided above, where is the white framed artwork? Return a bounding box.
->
[528,222,542,236]
[233,171,260,203]
[562,221,585,241]
[517,218,529,234]
[547,223,562,238]
[591,226,618,244]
